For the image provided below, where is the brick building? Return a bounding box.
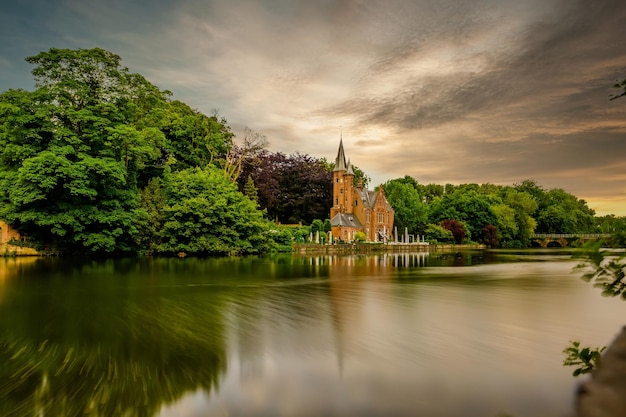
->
[329,139,394,242]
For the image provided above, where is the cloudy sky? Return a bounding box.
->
[1,0,626,215]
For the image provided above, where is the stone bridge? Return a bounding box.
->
[531,233,611,248]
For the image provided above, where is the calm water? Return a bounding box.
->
[0,250,624,417]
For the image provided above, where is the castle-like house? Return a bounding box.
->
[330,139,394,242]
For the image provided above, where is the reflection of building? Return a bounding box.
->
[330,139,394,242]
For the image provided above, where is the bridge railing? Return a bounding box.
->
[531,233,611,239]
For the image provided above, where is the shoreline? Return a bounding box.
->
[292,243,486,254]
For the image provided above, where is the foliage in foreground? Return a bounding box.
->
[563,244,626,376]
[562,341,606,376]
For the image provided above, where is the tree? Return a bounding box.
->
[0,48,234,253]
[310,219,325,235]
[482,224,498,248]
[158,167,269,255]
[536,188,595,234]
[221,127,267,182]
[137,177,167,254]
[440,219,467,244]
[149,101,233,175]
[243,174,258,204]
[416,183,444,204]
[384,178,428,235]
[0,85,150,253]
[238,151,332,224]
[503,189,538,246]
[429,189,497,242]
[354,231,367,243]
[424,223,454,243]
[492,203,519,246]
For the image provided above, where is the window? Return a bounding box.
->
[366,212,370,223]
[377,212,384,223]
[340,188,343,194]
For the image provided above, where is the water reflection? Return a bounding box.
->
[0,252,623,417]
[0,257,229,417]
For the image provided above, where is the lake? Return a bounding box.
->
[0,250,624,417]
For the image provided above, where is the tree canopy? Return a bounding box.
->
[0,48,245,254]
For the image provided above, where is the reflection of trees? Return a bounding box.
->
[0,257,228,417]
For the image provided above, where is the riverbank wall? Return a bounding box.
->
[1,243,39,257]
[292,243,485,254]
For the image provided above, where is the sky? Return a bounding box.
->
[1,0,626,215]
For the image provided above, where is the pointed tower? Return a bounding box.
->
[345,159,354,214]
[331,138,347,217]
[329,136,367,242]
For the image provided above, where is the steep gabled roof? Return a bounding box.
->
[330,213,364,228]
[355,187,394,212]
[346,159,354,176]
[355,188,378,210]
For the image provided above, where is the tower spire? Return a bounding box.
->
[333,135,347,172]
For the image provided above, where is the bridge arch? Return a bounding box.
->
[530,234,610,248]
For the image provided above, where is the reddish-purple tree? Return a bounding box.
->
[482,224,499,248]
[440,219,466,244]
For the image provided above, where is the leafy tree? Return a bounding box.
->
[504,189,538,246]
[492,203,519,246]
[536,188,595,233]
[424,223,454,243]
[483,224,498,248]
[158,166,269,256]
[415,183,444,204]
[440,219,467,244]
[0,48,234,254]
[0,87,148,252]
[238,151,332,224]
[595,215,626,247]
[514,179,546,204]
[310,219,325,235]
[354,231,367,243]
[384,178,428,235]
[147,101,233,175]
[429,189,497,242]
[137,177,167,254]
[243,174,258,204]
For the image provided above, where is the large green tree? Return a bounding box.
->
[158,167,270,256]
[384,177,428,235]
[536,188,595,234]
[0,48,233,253]
[503,189,538,246]
[429,188,498,242]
